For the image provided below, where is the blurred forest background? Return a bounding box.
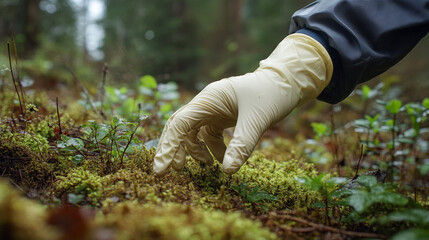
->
[0,0,428,105]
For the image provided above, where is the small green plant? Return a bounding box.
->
[56,117,144,173]
[89,74,180,126]
[343,176,409,215]
[296,174,347,224]
[311,122,331,140]
[232,182,277,203]
[379,208,429,240]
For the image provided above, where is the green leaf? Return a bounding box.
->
[392,228,429,240]
[353,119,370,128]
[386,99,402,114]
[418,164,429,175]
[356,175,377,188]
[311,122,330,139]
[57,136,85,150]
[361,85,371,100]
[311,201,326,208]
[383,209,429,225]
[423,98,429,109]
[72,155,84,164]
[375,192,409,206]
[68,193,85,205]
[397,137,415,144]
[347,191,372,213]
[247,190,277,202]
[160,103,172,113]
[326,177,348,185]
[140,75,157,89]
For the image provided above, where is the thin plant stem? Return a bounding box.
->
[354,144,364,178]
[119,121,142,168]
[7,42,23,116]
[56,97,62,139]
[12,36,25,113]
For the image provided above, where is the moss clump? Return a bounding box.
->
[53,146,321,214]
[184,152,321,211]
[0,131,51,154]
[54,167,103,204]
[0,136,55,189]
[233,153,321,209]
[0,180,58,240]
[98,201,277,240]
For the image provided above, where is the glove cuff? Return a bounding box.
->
[258,33,334,105]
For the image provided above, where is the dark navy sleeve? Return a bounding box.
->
[289,0,429,104]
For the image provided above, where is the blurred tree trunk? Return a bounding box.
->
[23,0,41,54]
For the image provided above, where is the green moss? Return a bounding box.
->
[184,152,321,211]
[0,130,51,153]
[0,136,55,189]
[54,167,102,204]
[0,180,58,240]
[53,145,321,214]
[98,201,277,240]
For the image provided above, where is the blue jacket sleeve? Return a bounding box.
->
[290,0,429,104]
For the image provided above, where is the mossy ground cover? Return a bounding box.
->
[1,79,428,239]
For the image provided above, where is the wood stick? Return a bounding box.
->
[271,212,387,239]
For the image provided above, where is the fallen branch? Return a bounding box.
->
[279,225,316,233]
[269,212,387,239]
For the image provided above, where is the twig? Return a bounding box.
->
[12,36,25,111]
[279,225,316,233]
[270,212,387,239]
[99,63,108,119]
[8,179,25,193]
[71,145,86,157]
[7,42,23,115]
[119,120,142,168]
[56,97,62,139]
[354,144,364,179]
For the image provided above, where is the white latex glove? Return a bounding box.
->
[153,33,333,176]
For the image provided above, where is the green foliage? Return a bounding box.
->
[139,75,157,89]
[232,182,277,203]
[359,84,379,100]
[311,122,331,140]
[95,75,179,125]
[344,176,409,214]
[391,229,429,240]
[385,99,402,114]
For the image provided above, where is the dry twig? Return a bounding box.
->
[269,212,387,239]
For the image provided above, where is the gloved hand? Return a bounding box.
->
[153,33,333,176]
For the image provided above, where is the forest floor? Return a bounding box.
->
[1,62,429,240]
